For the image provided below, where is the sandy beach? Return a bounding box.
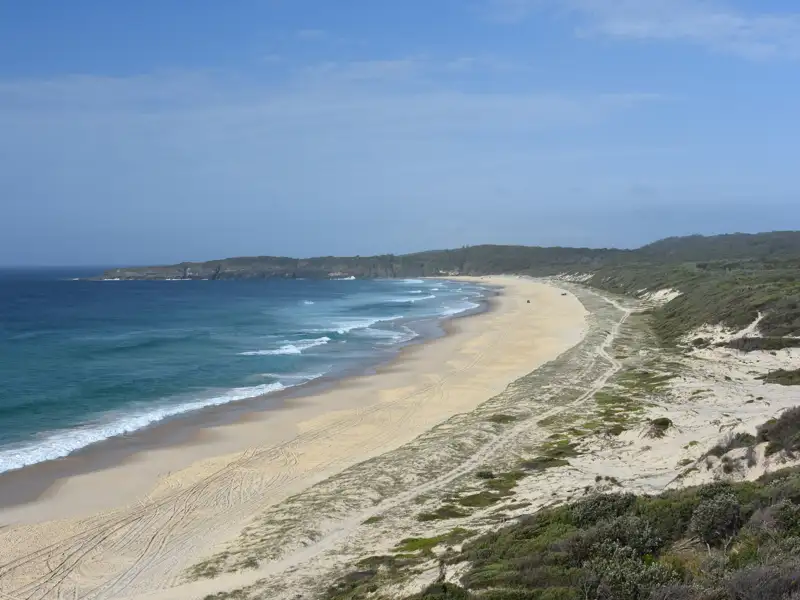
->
[0,276,588,600]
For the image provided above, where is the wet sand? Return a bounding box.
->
[0,276,588,600]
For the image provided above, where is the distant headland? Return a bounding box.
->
[96,231,800,281]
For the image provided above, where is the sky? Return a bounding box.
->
[1,0,799,265]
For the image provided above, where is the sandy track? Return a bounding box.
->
[164,284,800,600]
[0,277,586,600]
[129,286,630,600]
[239,297,630,577]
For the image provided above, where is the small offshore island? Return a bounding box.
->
[2,231,800,600]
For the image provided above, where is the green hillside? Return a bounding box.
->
[100,231,800,343]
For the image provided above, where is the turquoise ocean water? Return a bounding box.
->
[0,269,488,473]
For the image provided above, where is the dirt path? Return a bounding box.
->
[143,286,630,600]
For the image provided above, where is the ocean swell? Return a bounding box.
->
[0,382,287,474]
[331,315,403,334]
[390,294,436,303]
[239,337,331,356]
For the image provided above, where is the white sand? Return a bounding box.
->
[0,276,588,600]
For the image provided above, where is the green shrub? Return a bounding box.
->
[689,492,742,546]
[457,491,505,508]
[384,461,800,600]
[648,584,700,600]
[417,505,470,522]
[583,544,679,600]
[488,414,518,424]
[648,418,674,438]
[707,432,756,458]
[724,337,800,352]
[395,529,474,553]
[757,369,800,386]
[520,457,570,471]
[757,407,800,457]
[478,589,577,600]
[570,493,637,528]
[633,490,706,543]
[485,471,528,493]
[412,582,473,599]
[565,516,662,565]
[607,424,626,436]
[723,563,800,600]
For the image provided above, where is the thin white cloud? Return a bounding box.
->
[0,60,666,262]
[0,65,658,130]
[487,0,800,60]
[295,28,327,40]
[297,58,423,85]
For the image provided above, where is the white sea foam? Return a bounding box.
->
[390,294,436,303]
[332,315,403,334]
[239,337,331,356]
[303,300,315,305]
[358,326,419,345]
[399,279,424,284]
[259,371,327,381]
[439,301,480,317]
[0,382,287,474]
[410,290,424,294]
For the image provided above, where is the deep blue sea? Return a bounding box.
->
[0,269,488,474]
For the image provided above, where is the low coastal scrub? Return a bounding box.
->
[723,337,800,352]
[395,529,474,554]
[418,505,471,522]
[519,438,580,472]
[418,471,530,522]
[706,432,757,458]
[584,253,800,345]
[758,369,800,386]
[618,370,675,395]
[701,407,800,467]
[483,471,527,493]
[646,417,673,439]
[398,467,800,600]
[487,414,518,425]
[757,407,800,457]
[325,402,800,600]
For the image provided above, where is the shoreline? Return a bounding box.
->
[0,280,496,512]
[0,276,588,600]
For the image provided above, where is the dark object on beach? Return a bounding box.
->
[561,292,567,296]
[527,300,530,304]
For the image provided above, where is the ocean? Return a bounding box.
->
[0,269,489,474]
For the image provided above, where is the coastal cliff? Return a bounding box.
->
[98,246,626,281]
[97,231,800,281]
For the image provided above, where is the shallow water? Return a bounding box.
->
[0,269,487,473]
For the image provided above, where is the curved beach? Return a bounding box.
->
[0,277,587,600]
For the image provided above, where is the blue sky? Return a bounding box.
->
[1,0,799,265]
